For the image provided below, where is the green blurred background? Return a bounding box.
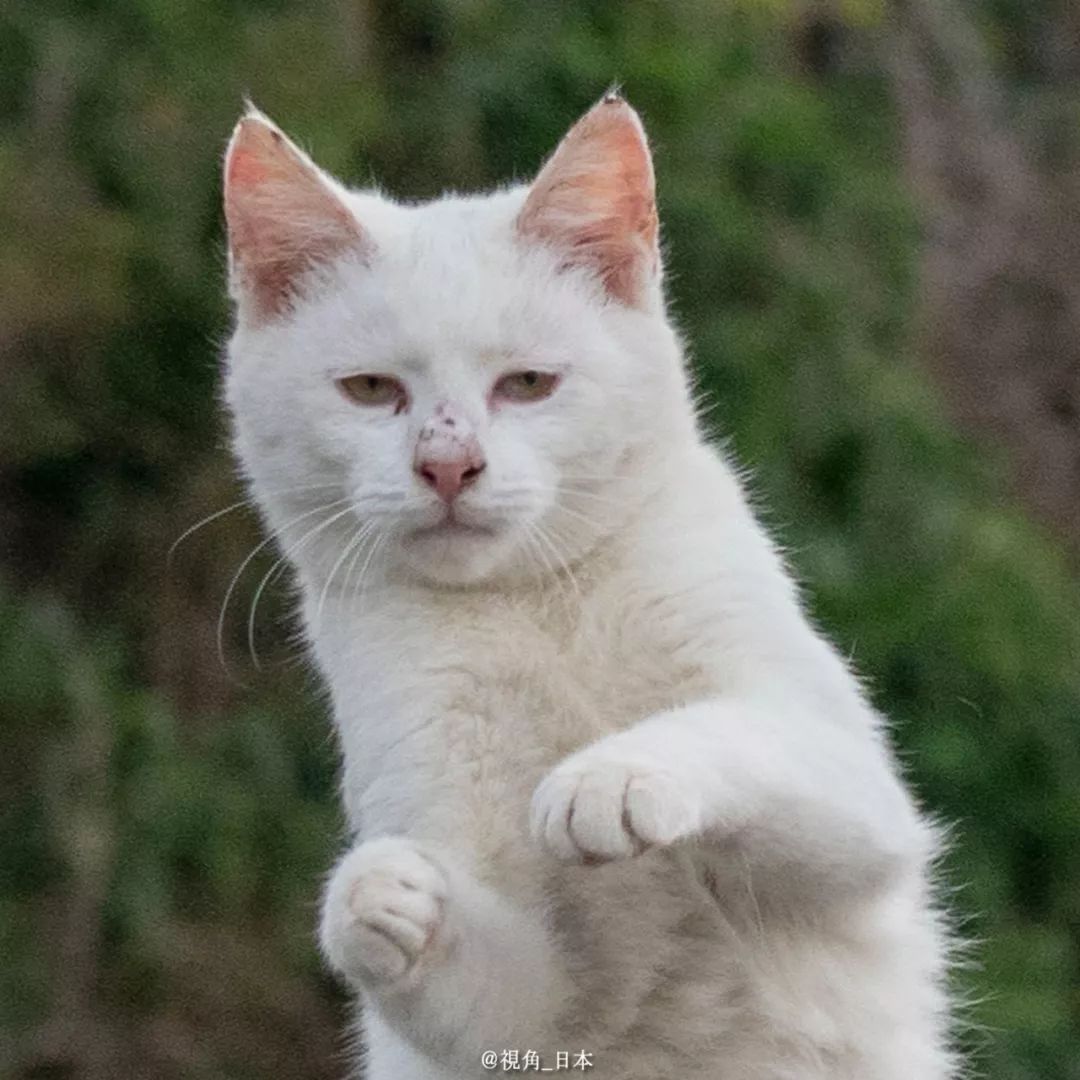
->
[2,1,1079,1077]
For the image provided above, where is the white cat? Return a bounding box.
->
[222,95,956,1079]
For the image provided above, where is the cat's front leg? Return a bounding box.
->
[320,836,570,1072]
[531,694,930,899]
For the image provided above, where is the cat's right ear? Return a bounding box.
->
[517,94,659,310]
[223,109,368,325]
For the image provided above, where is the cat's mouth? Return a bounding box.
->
[407,512,498,542]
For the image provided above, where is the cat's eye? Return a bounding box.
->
[493,370,559,403]
[337,374,408,411]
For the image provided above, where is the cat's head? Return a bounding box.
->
[223,95,694,589]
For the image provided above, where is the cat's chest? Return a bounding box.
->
[327,580,718,847]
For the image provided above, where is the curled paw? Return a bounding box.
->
[319,837,449,987]
[530,747,702,864]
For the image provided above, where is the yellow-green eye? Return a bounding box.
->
[337,374,407,411]
[493,370,559,403]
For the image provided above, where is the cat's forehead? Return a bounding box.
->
[325,186,596,360]
[344,187,527,263]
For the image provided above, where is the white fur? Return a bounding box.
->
[225,124,956,1080]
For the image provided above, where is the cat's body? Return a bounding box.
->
[222,97,955,1079]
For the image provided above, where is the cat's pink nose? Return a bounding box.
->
[414,451,486,503]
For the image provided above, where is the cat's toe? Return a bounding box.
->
[320,837,449,987]
[531,753,701,864]
[533,764,638,861]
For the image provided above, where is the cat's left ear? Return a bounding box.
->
[223,108,367,324]
[517,94,659,309]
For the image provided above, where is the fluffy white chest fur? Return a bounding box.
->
[222,97,955,1079]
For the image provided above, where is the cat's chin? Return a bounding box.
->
[399,520,515,586]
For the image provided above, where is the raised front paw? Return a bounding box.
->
[319,837,449,988]
[530,742,703,864]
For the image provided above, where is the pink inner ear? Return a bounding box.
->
[224,116,365,322]
[518,98,659,307]
[226,144,273,189]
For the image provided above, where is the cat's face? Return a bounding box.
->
[224,98,691,587]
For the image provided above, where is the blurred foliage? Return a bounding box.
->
[1,1,1079,1078]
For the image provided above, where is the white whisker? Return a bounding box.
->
[559,472,627,483]
[245,507,363,670]
[551,501,604,531]
[536,519,584,603]
[522,522,560,594]
[168,499,254,567]
[244,500,358,670]
[169,482,346,565]
[246,552,292,671]
[217,495,353,678]
[527,519,582,617]
[517,528,552,592]
[341,522,377,606]
[315,520,379,633]
[352,528,391,611]
[556,485,628,507]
